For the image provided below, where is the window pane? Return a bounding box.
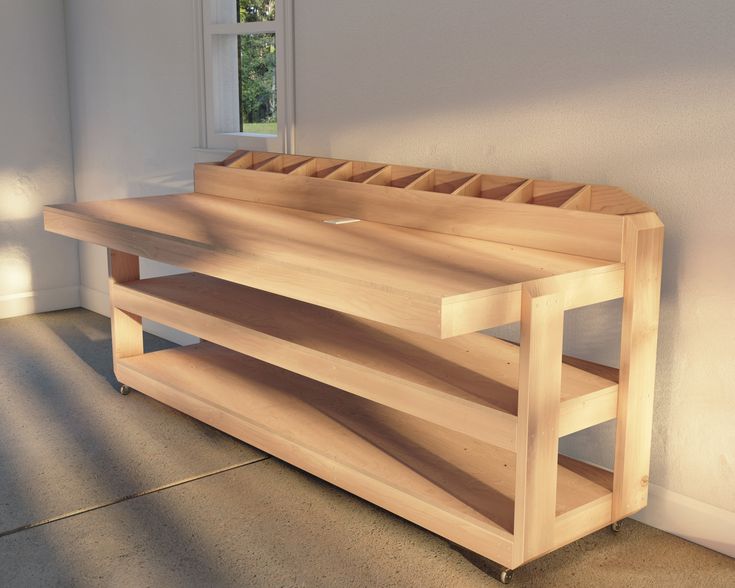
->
[237,0,275,23]
[209,0,275,24]
[238,33,277,135]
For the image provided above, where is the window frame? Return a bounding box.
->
[197,0,295,153]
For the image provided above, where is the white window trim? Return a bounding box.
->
[194,0,295,154]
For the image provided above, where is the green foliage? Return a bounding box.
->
[238,0,275,23]
[237,2,277,130]
[238,33,276,127]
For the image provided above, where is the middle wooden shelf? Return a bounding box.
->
[111,272,618,451]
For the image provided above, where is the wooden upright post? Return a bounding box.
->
[107,249,143,376]
[612,213,664,520]
[513,281,564,566]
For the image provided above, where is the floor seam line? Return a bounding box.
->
[0,455,271,540]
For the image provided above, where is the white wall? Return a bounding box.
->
[63,0,734,553]
[0,0,79,318]
[64,0,210,343]
[295,0,735,519]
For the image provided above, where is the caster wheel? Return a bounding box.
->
[119,384,132,396]
[499,568,513,584]
[611,520,623,533]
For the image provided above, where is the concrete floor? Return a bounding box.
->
[0,309,733,587]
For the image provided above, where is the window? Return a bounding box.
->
[199,0,294,152]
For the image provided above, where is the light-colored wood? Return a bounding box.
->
[561,354,619,383]
[44,195,619,338]
[403,169,435,191]
[349,161,390,183]
[220,149,251,168]
[358,164,392,184]
[449,173,482,196]
[532,180,587,208]
[289,157,350,179]
[441,263,624,338]
[560,185,592,211]
[454,175,529,201]
[404,169,479,194]
[110,272,619,448]
[43,150,663,572]
[115,341,614,568]
[589,184,651,215]
[513,282,564,565]
[613,212,664,520]
[107,250,143,376]
[553,494,612,553]
[502,179,534,204]
[364,164,431,188]
[194,163,626,261]
[217,150,651,215]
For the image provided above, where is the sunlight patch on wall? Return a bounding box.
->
[0,171,41,220]
[0,247,32,296]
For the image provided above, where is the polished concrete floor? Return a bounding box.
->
[0,308,733,587]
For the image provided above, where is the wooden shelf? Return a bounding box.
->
[115,341,614,568]
[44,193,623,338]
[43,149,664,573]
[111,272,618,450]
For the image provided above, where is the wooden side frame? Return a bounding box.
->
[107,250,143,377]
[613,212,664,519]
[513,281,564,565]
[509,211,662,567]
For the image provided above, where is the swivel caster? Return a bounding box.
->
[119,384,132,396]
[498,568,513,584]
[611,520,623,533]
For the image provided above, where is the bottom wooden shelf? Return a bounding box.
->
[116,342,613,567]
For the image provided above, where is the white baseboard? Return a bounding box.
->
[633,483,735,558]
[80,286,197,346]
[80,285,110,317]
[0,286,80,319]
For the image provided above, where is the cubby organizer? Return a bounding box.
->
[44,150,663,580]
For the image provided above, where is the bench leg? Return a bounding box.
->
[107,249,143,379]
[512,282,564,566]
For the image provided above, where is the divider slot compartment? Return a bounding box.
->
[364,165,431,188]
[454,174,529,200]
[403,169,479,194]
[532,181,591,209]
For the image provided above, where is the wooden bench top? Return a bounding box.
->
[44,192,622,338]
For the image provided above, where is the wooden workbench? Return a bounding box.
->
[44,151,663,580]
